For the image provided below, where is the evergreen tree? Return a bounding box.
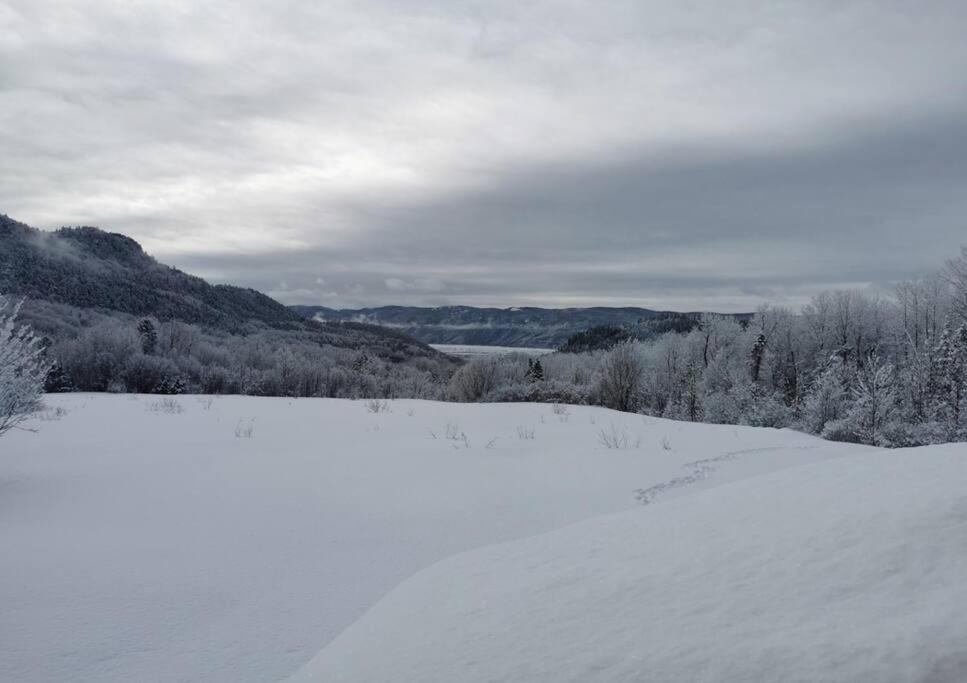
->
[44,361,74,393]
[531,359,544,382]
[137,319,157,355]
[750,334,767,383]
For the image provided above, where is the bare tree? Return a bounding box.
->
[598,342,644,412]
[0,297,51,437]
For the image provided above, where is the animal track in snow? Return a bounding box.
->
[634,446,817,505]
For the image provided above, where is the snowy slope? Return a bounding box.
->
[291,445,967,683]
[2,395,867,681]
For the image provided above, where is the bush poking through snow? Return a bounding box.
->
[0,296,50,437]
[38,406,68,421]
[660,436,672,451]
[442,422,470,448]
[235,418,255,438]
[147,397,183,414]
[598,423,640,449]
[366,399,391,414]
[516,425,535,440]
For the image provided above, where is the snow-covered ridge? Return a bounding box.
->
[291,445,967,682]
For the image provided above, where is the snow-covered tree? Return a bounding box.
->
[824,353,897,446]
[928,323,967,437]
[0,296,51,437]
[946,246,967,325]
[597,342,644,412]
[800,358,848,434]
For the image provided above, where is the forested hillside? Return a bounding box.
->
[1,215,308,331]
[1,214,457,398]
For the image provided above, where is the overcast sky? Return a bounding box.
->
[3,1,967,311]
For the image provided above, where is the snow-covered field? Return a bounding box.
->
[1,394,962,682]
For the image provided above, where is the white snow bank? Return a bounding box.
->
[292,445,967,683]
[0,394,866,681]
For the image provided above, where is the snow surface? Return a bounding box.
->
[291,445,967,683]
[0,394,915,682]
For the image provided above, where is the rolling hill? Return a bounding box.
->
[0,214,444,360]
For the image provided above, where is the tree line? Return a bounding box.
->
[447,247,967,447]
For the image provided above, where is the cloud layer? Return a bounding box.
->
[3,0,967,310]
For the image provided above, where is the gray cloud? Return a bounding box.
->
[3,0,967,310]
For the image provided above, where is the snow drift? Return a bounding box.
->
[292,445,967,683]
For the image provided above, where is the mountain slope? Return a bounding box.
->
[1,215,310,331]
[0,214,443,359]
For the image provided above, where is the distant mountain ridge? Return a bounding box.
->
[291,305,751,348]
[0,214,443,360]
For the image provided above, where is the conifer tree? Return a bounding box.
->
[137,319,158,355]
[531,359,544,382]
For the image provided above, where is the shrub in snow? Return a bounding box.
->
[38,406,68,421]
[597,422,639,449]
[447,358,499,402]
[484,380,588,405]
[0,296,51,437]
[365,398,391,414]
[146,397,183,414]
[596,342,644,413]
[235,418,255,438]
[123,353,180,394]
